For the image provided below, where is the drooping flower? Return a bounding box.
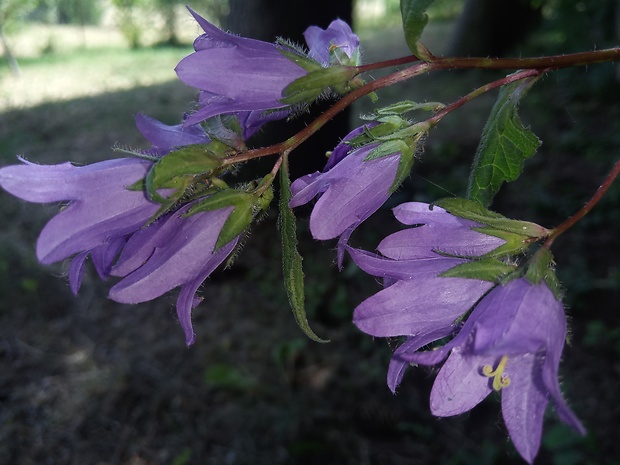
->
[0,155,241,345]
[304,19,361,66]
[389,278,585,464]
[175,8,360,127]
[349,202,505,337]
[0,157,159,276]
[108,204,238,346]
[289,125,401,264]
[135,112,211,156]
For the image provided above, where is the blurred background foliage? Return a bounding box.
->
[1,1,619,464]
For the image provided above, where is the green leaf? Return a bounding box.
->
[467,77,542,207]
[440,258,517,282]
[434,197,550,238]
[279,153,329,343]
[400,0,436,57]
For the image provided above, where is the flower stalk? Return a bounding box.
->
[545,156,620,248]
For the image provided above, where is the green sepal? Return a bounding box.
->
[186,189,253,215]
[277,42,323,73]
[472,227,534,256]
[371,100,445,117]
[280,66,358,106]
[363,139,410,193]
[279,152,329,343]
[202,115,246,152]
[373,121,431,142]
[186,189,254,249]
[467,76,542,207]
[434,197,550,238]
[333,45,361,66]
[255,174,275,211]
[391,138,418,194]
[126,177,146,191]
[217,203,253,250]
[400,0,436,59]
[347,116,411,147]
[440,257,517,282]
[525,248,564,299]
[145,144,223,204]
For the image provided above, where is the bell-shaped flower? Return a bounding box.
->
[108,204,239,346]
[350,202,504,337]
[304,19,361,66]
[175,8,360,127]
[289,126,401,264]
[135,112,211,156]
[0,157,159,273]
[389,278,585,464]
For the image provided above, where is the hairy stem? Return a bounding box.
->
[544,157,620,248]
[222,61,432,166]
[428,69,545,126]
[222,46,620,167]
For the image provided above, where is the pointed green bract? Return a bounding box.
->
[145,144,222,204]
[280,66,358,106]
[435,197,550,238]
[440,258,516,282]
[277,42,323,73]
[373,100,445,116]
[525,248,564,299]
[187,189,254,249]
[364,135,422,194]
[467,78,541,207]
[279,153,329,343]
[186,183,274,250]
[400,0,436,58]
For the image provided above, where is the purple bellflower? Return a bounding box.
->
[0,153,239,345]
[388,278,585,464]
[108,204,238,346]
[289,125,401,265]
[135,112,211,156]
[304,19,360,66]
[175,8,360,127]
[0,157,159,293]
[349,202,505,337]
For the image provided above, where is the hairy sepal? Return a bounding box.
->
[434,197,550,239]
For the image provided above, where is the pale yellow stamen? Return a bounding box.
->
[482,355,511,391]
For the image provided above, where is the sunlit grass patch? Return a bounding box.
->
[0,23,194,111]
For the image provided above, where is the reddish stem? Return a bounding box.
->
[222,46,620,167]
[544,157,620,248]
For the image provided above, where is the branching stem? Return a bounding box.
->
[221,46,620,168]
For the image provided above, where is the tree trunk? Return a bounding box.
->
[226,0,354,178]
